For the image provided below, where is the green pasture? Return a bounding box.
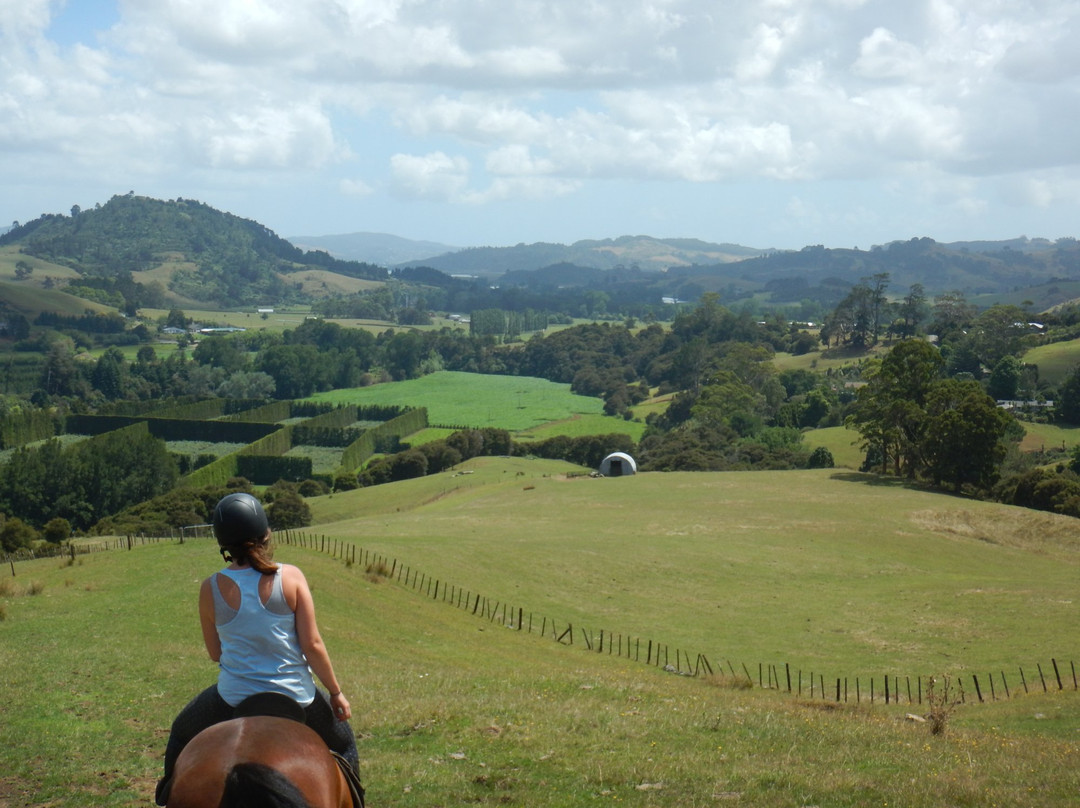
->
[306,461,1079,677]
[1023,337,1080,386]
[2,463,1078,806]
[0,246,82,284]
[401,426,460,447]
[772,343,881,374]
[516,412,647,443]
[307,371,609,432]
[628,392,672,422]
[1016,420,1080,453]
[802,425,865,469]
[0,279,114,319]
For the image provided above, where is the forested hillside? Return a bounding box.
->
[1,194,386,308]
[6,196,1080,316]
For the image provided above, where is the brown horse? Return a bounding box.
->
[166,716,354,808]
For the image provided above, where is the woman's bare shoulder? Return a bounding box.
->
[277,563,308,583]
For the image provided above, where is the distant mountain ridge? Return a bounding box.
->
[295,229,1072,281]
[4,195,1080,312]
[285,231,768,275]
[287,231,459,267]
[403,236,768,277]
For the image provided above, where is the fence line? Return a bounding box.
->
[8,528,1076,708]
[274,529,1079,708]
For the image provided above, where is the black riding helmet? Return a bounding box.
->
[212,492,269,546]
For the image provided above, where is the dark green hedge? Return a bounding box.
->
[0,407,59,449]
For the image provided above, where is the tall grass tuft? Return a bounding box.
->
[925,675,965,735]
[365,559,392,583]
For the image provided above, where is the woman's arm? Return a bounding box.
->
[285,565,352,721]
[198,576,222,662]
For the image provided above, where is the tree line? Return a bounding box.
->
[7,291,1080,549]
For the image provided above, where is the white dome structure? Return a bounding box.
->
[598,451,637,477]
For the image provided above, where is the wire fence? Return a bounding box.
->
[274,529,1079,707]
[6,527,1076,707]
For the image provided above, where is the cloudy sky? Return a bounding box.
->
[2,0,1079,250]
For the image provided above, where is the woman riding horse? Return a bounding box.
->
[156,492,359,805]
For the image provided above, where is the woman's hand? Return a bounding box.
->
[330,690,351,721]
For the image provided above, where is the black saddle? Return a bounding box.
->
[232,692,306,723]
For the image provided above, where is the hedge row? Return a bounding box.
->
[66,414,280,443]
[291,425,367,448]
[0,407,58,449]
[236,454,313,483]
[289,401,338,419]
[339,407,428,472]
[224,400,291,423]
[299,404,359,430]
[148,398,229,420]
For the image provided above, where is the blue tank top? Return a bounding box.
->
[212,567,316,707]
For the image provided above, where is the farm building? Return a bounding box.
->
[598,452,637,477]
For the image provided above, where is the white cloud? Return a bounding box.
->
[339,178,374,197]
[390,152,471,200]
[3,0,1080,246]
[0,0,52,38]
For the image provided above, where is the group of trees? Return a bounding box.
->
[848,341,1018,491]
[0,426,179,550]
[9,280,1080,546]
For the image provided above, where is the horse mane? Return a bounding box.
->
[221,762,314,808]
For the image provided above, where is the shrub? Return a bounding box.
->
[807,446,835,469]
[297,478,330,497]
[925,675,964,736]
[42,517,71,544]
[266,491,311,530]
[332,472,359,492]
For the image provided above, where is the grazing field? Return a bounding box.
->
[1023,337,1080,386]
[772,344,883,374]
[307,370,610,432]
[515,412,647,443]
[2,462,1077,807]
[1017,420,1080,453]
[802,425,865,469]
[0,278,114,319]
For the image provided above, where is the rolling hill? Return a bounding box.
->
[4,194,1080,314]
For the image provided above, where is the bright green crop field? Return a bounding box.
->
[306,371,615,433]
[2,462,1077,807]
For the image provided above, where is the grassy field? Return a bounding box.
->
[2,463,1078,807]
[1015,420,1080,453]
[802,425,865,469]
[772,343,884,374]
[306,371,614,433]
[1022,337,1080,386]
